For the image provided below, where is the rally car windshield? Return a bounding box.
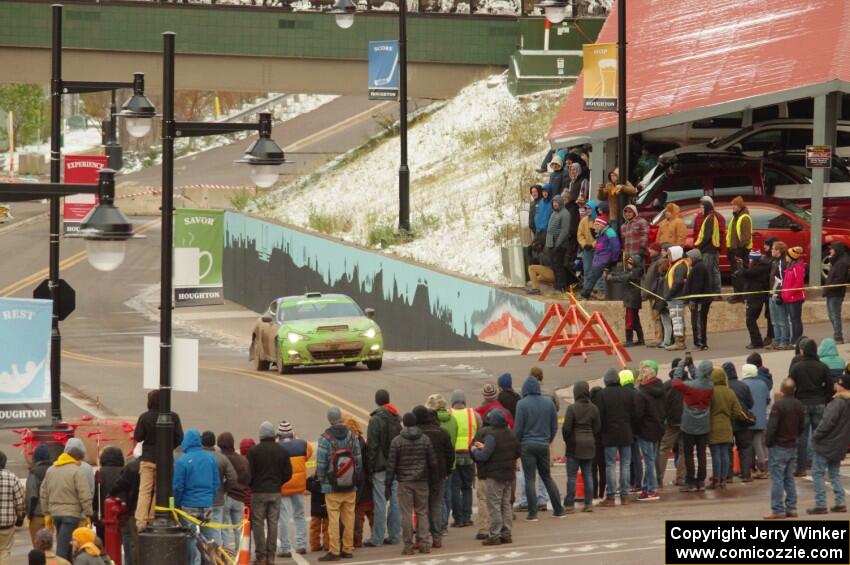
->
[278,300,364,321]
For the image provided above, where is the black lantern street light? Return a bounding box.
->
[119,31,288,565]
[44,4,149,430]
[330,0,411,232]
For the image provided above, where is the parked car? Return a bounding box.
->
[250,292,383,374]
[660,119,850,161]
[634,153,810,213]
[762,151,850,182]
[649,199,850,278]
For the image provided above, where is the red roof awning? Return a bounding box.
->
[548,0,850,146]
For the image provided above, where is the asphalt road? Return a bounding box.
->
[117,95,426,188]
[3,212,850,564]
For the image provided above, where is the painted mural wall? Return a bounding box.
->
[223,212,545,351]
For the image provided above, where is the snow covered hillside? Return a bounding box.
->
[251,75,568,284]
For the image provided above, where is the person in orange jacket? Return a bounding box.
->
[277,421,314,558]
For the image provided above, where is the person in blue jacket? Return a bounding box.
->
[533,185,554,243]
[173,428,220,565]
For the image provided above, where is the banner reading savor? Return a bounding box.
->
[174,209,224,307]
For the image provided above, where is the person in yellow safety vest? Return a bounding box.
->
[448,390,482,529]
[662,245,690,351]
[727,196,754,302]
[693,196,725,295]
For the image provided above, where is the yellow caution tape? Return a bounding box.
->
[628,280,850,302]
[155,499,245,530]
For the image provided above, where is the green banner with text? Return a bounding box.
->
[174,208,224,307]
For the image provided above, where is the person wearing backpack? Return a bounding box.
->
[317,406,363,562]
[388,413,438,556]
[247,422,293,565]
[365,390,402,548]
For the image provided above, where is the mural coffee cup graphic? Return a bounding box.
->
[174,247,213,286]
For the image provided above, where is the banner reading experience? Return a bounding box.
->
[582,43,618,112]
[0,297,53,428]
[174,208,225,307]
[63,155,107,235]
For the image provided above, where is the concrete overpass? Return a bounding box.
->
[0,0,603,97]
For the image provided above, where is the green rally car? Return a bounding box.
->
[250,292,383,374]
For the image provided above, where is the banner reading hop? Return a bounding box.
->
[666,520,850,565]
[0,298,53,428]
[582,42,618,112]
[174,208,225,307]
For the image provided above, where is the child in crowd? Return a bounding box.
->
[608,254,645,347]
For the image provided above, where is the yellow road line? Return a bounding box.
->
[63,350,369,425]
[284,102,394,153]
[0,219,160,297]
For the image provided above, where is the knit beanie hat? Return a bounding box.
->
[497,373,512,389]
[278,420,294,438]
[746,352,763,367]
[412,405,431,426]
[748,249,762,261]
[788,246,803,259]
[482,383,498,402]
[259,421,275,440]
[402,412,417,428]
[741,364,758,379]
[699,195,714,207]
[375,389,390,406]
[686,248,702,262]
[640,360,659,375]
[668,245,684,261]
[426,394,447,411]
[327,406,343,425]
[33,444,50,463]
[619,369,635,386]
[450,390,466,408]
[594,216,608,228]
[239,438,256,456]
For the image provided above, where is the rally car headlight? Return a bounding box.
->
[287,332,306,343]
[361,327,377,339]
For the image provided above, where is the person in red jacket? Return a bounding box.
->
[782,246,807,345]
[475,384,515,429]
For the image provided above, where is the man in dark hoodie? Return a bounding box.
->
[637,361,664,500]
[25,445,52,547]
[735,249,774,348]
[388,412,437,555]
[789,338,833,476]
[111,446,141,565]
[365,389,402,547]
[546,195,572,293]
[248,421,293,565]
[672,360,714,492]
[93,447,124,541]
[803,372,850,514]
[472,409,520,545]
[514,376,566,519]
[607,253,645,346]
[825,242,850,343]
[201,430,237,548]
[217,432,251,551]
[765,379,804,519]
[722,363,754,482]
[596,368,638,506]
[412,405,453,549]
[685,249,711,351]
[133,389,183,532]
[496,373,521,419]
[561,381,599,512]
[657,361,686,488]
[808,372,850,515]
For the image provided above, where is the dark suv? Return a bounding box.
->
[634,154,811,217]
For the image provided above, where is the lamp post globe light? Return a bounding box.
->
[330,0,357,29]
[235,112,289,188]
[536,0,570,23]
[119,72,157,139]
[78,169,144,272]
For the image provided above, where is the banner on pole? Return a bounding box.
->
[368,40,400,101]
[63,155,107,235]
[0,297,53,428]
[582,43,618,112]
[174,208,225,307]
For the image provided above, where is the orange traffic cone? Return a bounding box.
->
[237,506,251,565]
[576,469,585,499]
